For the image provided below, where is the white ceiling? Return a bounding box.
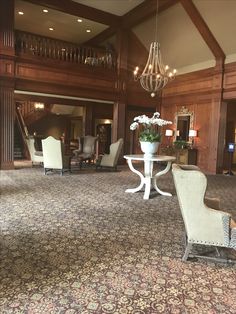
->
[133,0,236,74]
[15,0,144,44]
[15,0,108,44]
[15,0,236,74]
[72,0,145,16]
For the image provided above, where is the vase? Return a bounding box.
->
[140,141,160,157]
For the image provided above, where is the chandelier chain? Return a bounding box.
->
[133,0,177,97]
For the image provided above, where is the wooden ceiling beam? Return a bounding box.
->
[87,0,179,46]
[85,27,116,46]
[122,0,179,29]
[180,0,225,59]
[23,0,121,27]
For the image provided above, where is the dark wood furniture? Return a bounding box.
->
[160,147,198,165]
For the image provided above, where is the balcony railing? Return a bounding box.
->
[15,30,116,69]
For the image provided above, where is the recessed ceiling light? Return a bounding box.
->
[43,9,48,13]
[49,27,54,31]
[18,11,24,15]
[86,29,91,33]
[77,18,82,23]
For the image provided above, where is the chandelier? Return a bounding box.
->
[133,1,177,97]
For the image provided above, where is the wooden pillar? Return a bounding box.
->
[113,28,128,154]
[0,0,15,170]
[208,59,225,174]
[84,103,93,135]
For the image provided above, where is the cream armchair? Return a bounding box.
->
[42,136,71,175]
[73,135,98,168]
[96,138,123,171]
[26,137,43,165]
[172,163,236,262]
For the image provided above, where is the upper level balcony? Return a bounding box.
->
[15,30,117,71]
[14,31,118,101]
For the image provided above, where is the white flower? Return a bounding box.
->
[134,115,150,124]
[151,118,172,126]
[153,112,160,118]
[130,122,139,130]
[129,111,172,141]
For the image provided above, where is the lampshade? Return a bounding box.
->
[165,129,173,136]
[176,130,180,136]
[34,102,44,110]
[189,129,197,137]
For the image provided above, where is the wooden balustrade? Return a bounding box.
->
[15,30,116,69]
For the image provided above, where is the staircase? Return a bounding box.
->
[14,122,24,159]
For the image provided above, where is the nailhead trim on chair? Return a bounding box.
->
[230,228,236,249]
[222,215,230,247]
[188,238,228,247]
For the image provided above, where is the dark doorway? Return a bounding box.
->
[96,124,111,154]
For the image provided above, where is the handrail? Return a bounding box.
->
[15,107,30,159]
[16,106,29,138]
[15,30,116,69]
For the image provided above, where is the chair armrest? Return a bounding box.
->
[230,218,236,229]
[204,197,220,210]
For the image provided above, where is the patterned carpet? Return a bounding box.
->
[0,164,236,314]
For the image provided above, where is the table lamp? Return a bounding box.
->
[165,129,173,147]
[189,129,197,148]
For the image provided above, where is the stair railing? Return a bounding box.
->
[15,106,30,159]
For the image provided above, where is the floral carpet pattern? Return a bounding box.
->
[0,165,236,314]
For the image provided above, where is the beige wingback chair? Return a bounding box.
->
[42,136,71,175]
[172,163,236,262]
[96,138,123,171]
[26,137,43,165]
[73,135,98,168]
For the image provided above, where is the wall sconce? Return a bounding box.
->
[189,129,197,148]
[176,130,180,137]
[165,129,173,147]
[34,102,45,111]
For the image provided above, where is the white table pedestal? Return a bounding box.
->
[124,154,176,200]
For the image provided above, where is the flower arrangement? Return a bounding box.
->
[130,112,172,143]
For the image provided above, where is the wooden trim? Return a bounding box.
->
[87,0,179,45]
[85,27,117,46]
[180,0,225,59]
[122,0,179,29]
[23,0,121,27]
[0,85,15,170]
[127,105,156,112]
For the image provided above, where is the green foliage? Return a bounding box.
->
[139,129,161,143]
[173,140,189,149]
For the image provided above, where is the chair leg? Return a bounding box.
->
[182,242,192,262]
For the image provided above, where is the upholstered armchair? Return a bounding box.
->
[26,137,43,165]
[73,135,98,168]
[172,163,236,262]
[42,136,71,175]
[96,138,123,171]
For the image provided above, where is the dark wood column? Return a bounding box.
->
[209,61,226,173]
[0,85,15,170]
[113,28,128,154]
[0,0,15,170]
[84,103,93,135]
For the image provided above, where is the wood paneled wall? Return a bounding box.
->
[160,65,234,173]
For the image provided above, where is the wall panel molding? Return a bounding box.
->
[0,86,15,170]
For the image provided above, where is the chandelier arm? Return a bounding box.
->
[133,0,177,96]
